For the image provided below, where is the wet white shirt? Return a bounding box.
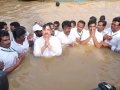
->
[0,47,18,71]
[33,36,62,57]
[11,37,29,54]
[56,32,74,46]
[70,28,87,42]
[81,30,103,45]
[54,30,60,36]
[107,30,120,52]
[104,27,113,35]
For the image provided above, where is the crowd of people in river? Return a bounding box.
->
[0,15,120,75]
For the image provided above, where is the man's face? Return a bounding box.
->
[63,26,71,35]
[111,21,120,32]
[54,24,58,30]
[42,26,52,38]
[19,34,26,43]
[10,25,15,32]
[77,23,84,32]
[71,23,75,28]
[0,36,10,48]
[35,31,42,37]
[88,23,96,31]
[97,22,105,32]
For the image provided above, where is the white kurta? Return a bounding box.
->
[0,47,18,71]
[107,30,120,52]
[33,36,62,57]
[70,28,87,42]
[11,38,29,54]
[56,32,74,46]
[81,30,103,45]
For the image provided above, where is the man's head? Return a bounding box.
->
[33,24,42,37]
[10,22,20,31]
[13,26,26,44]
[0,30,10,48]
[62,20,71,35]
[88,20,97,31]
[77,20,85,32]
[54,21,60,30]
[97,20,107,32]
[89,16,97,23]
[111,17,120,32]
[99,15,106,21]
[47,22,55,36]
[42,23,52,38]
[0,22,8,31]
[70,20,76,28]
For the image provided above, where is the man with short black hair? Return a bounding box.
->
[81,20,103,48]
[56,20,75,47]
[33,23,62,57]
[70,20,87,44]
[0,30,24,74]
[11,26,29,54]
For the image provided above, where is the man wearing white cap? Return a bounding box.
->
[32,24,43,41]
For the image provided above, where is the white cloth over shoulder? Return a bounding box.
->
[0,47,18,71]
[33,36,62,57]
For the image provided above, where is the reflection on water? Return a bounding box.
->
[0,0,120,90]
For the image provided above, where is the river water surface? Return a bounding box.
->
[0,0,120,90]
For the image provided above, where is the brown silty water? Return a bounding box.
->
[0,0,120,90]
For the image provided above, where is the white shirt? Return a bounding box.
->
[107,30,120,52]
[54,30,60,36]
[104,27,113,36]
[81,29,103,45]
[0,47,18,71]
[33,36,62,57]
[70,28,87,42]
[56,32,74,46]
[11,37,29,54]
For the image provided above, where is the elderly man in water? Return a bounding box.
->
[33,23,62,57]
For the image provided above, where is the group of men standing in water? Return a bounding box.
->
[0,15,120,75]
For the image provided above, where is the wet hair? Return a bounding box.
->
[78,20,86,26]
[43,23,51,30]
[0,22,7,30]
[62,20,71,29]
[71,20,76,27]
[0,30,9,41]
[10,22,20,28]
[13,26,26,39]
[112,17,120,24]
[54,21,60,27]
[89,16,97,23]
[0,71,9,90]
[99,15,106,21]
[98,20,107,27]
[88,20,96,27]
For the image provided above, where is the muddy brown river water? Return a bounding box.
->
[0,0,120,90]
